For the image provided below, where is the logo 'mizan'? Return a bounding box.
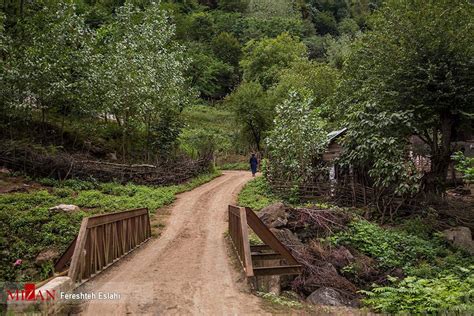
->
[5,283,55,301]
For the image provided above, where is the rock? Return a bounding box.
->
[0,167,11,174]
[49,204,80,213]
[259,202,288,228]
[442,226,474,255]
[36,249,60,265]
[270,228,304,249]
[107,152,118,161]
[306,287,347,306]
[328,246,355,269]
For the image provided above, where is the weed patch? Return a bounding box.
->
[0,170,220,282]
[237,176,280,211]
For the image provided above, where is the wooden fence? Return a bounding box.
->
[0,143,212,185]
[55,208,151,284]
[228,205,302,278]
[269,179,377,208]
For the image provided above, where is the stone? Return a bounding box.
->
[270,228,304,249]
[49,204,80,213]
[258,202,288,228]
[306,287,346,307]
[107,152,118,161]
[0,167,11,174]
[442,226,474,255]
[36,249,60,265]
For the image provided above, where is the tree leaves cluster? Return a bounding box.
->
[1,1,189,161]
[337,0,474,193]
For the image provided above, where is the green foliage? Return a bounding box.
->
[0,171,220,282]
[187,42,237,99]
[218,0,249,12]
[247,0,298,18]
[338,0,474,193]
[88,2,189,157]
[330,220,441,269]
[312,11,338,35]
[181,105,239,155]
[266,90,327,181]
[5,2,91,118]
[452,151,474,182]
[218,162,248,170]
[241,17,305,42]
[240,33,307,88]
[361,271,474,314]
[228,81,272,151]
[257,291,303,309]
[337,18,359,36]
[270,60,339,112]
[211,32,242,66]
[238,176,280,211]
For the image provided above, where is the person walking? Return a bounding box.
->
[249,153,258,177]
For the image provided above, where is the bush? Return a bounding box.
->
[361,271,474,314]
[330,219,441,268]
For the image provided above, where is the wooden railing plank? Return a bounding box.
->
[245,207,299,266]
[239,207,254,277]
[68,218,89,282]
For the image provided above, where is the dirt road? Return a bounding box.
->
[80,171,267,315]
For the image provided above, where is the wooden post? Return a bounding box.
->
[68,218,89,283]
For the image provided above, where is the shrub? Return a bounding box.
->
[361,271,474,314]
[330,219,441,268]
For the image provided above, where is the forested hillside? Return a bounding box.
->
[1,0,383,164]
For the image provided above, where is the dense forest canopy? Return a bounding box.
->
[1,0,473,195]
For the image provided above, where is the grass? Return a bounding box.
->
[0,170,220,283]
[237,176,281,211]
[218,162,249,170]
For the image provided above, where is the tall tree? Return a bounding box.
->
[228,81,272,151]
[240,32,307,88]
[339,0,474,194]
[89,2,189,159]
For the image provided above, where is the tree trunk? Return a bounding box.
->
[423,112,454,194]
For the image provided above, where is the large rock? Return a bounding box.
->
[442,226,474,255]
[270,228,304,249]
[36,248,60,265]
[259,202,288,228]
[49,204,80,213]
[306,287,347,306]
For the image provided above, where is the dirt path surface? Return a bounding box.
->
[80,171,268,315]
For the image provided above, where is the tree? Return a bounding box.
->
[240,33,307,88]
[89,2,189,159]
[338,0,474,194]
[266,90,327,181]
[337,17,359,36]
[312,11,338,35]
[7,3,91,123]
[211,32,242,66]
[217,0,249,12]
[186,42,237,99]
[228,81,272,151]
[270,60,340,114]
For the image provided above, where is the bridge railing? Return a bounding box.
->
[55,208,151,284]
[228,205,301,278]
